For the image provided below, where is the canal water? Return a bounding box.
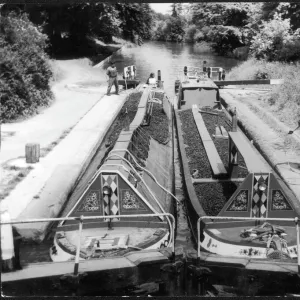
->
[107,41,241,98]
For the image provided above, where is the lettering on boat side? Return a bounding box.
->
[77,191,101,212]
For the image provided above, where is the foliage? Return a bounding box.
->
[184,25,198,43]
[115,3,153,42]
[262,3,300,30]
[250,13,300,61]
[3,3,153,56]
[186,3,258,54]
[228,59,300,124]
[0,12,53,121]
[206,26,245,55]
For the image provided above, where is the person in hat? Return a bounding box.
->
[106,61,119,96]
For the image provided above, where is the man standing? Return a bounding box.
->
[106,61,119,96]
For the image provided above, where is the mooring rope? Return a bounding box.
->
[110,149,180,204]
[105,153,173,248]
[129,141,169,180]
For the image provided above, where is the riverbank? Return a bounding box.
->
[227,58,300,128]
[0,45,131,241]
[220,86,300,207]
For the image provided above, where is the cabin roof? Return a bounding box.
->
[181,78,218,89]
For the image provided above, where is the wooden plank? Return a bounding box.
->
[192,178,245,183]
[214,79,284,86]
[220,126,228,138]
[228,131,269,173]
[192,105,227,176]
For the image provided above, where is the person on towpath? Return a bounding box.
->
[106,61,119,96]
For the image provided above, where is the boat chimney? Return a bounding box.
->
[157,70,163,88]
[232,107,238,132]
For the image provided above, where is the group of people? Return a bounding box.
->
[106,61,157,96]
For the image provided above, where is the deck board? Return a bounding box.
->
[192,105,227,177]
[228,131,269,173]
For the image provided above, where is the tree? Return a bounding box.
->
[0,12,53,121]
[250,13,300,61]
[115,3,153,42]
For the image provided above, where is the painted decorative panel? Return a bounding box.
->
[101,174,120,221]
[271,190,292,210]
[227,190,248,211]
[121,189,147,211]
[77,191,101,213]
[251,174,269,218]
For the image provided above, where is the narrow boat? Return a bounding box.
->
[50,84,175,262]
[174,66,300,260]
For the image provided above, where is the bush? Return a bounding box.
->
[228,58,300,125]
[184,25,198,43]
[0,12,53,122]
[206,25,245,55]
[250,13,300,61]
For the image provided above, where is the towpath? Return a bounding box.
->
[0,58,129,241]
[220,87,300,203]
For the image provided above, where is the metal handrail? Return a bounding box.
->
[1,213,176,275]
[197,216,300,272]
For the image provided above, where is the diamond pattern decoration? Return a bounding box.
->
[251,174,269,218]
[101,174,120,221]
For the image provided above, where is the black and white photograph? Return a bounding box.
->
[1,1,300,297]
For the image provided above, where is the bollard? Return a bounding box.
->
[25,143,40,163]
[157,70,164,88]
[158,70,161,82]
[232,107,238,132]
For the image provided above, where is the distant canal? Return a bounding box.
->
[107,41,242,97]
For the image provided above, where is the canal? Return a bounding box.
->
[110,41,242,254]
[20,41,242,263]
[109,41,241,97]
[17,41,246,295]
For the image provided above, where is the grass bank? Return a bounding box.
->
[228,58,300,125]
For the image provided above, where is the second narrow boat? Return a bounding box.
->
[174,66,300,260]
